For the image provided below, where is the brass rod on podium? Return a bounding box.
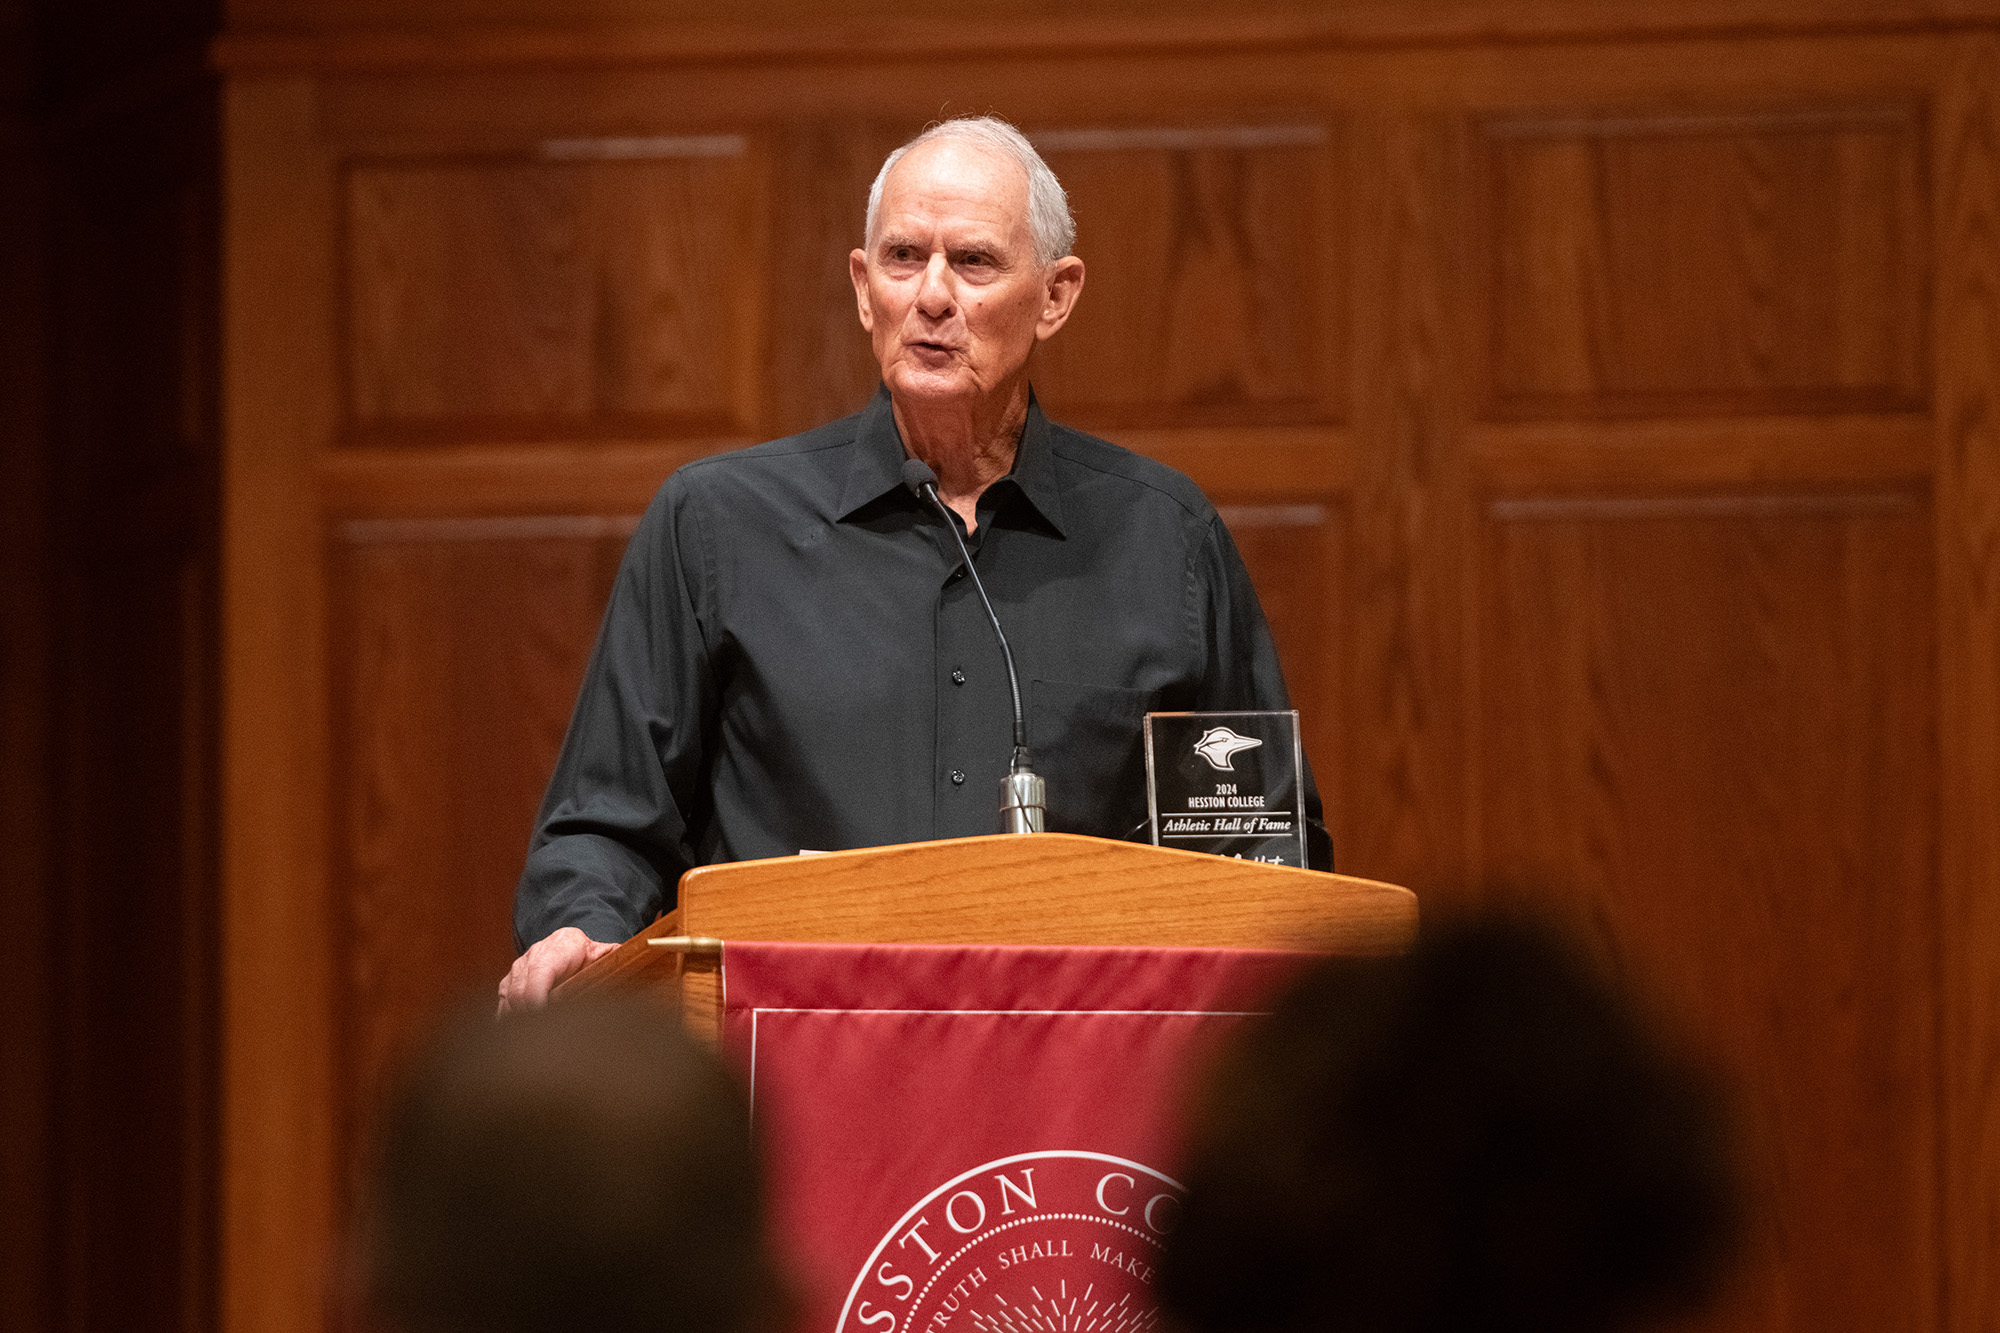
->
[646,935,723,957]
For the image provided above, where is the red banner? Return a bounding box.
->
[720,942,1306,1333]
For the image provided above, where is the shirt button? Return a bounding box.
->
[950,770,966,786]
[951,669,966,686]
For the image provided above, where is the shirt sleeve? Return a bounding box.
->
[1191,513,1335,872]
[513,473,718,950]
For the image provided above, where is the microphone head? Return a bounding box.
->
[901,457,940,497]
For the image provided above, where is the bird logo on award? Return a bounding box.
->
[1192,727,1262,772]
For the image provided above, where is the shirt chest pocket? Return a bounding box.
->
[1027,679,1157,839]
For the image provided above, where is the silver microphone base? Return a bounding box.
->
[999,768,1047,834]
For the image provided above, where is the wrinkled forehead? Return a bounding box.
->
[876,138,1034,244]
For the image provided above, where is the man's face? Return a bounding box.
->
[849,139,1083,410]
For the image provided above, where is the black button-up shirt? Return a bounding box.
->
[516,387,1327,947]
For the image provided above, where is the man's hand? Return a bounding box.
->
[497,927,618,1015]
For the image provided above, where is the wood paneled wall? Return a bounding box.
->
[0,10,56,1329]
[217,8,2000,1333]
[45,74,224,1333]
[5,3,225,1333]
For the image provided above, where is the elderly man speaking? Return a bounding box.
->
[501,116,1326,1009]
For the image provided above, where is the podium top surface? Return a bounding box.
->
[675,832,1416,953]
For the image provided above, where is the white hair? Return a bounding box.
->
[864,116,1076,266]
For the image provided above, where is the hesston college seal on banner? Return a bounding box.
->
[837,1151,1185,1333]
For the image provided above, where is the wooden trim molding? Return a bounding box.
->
[1935,35,2000,1333]
[320,441,740,519]
[212,4,2000,76]
[221,76,341,1333]
[1470,415,1934,493]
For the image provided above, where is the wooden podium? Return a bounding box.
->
[562,833,1418,1036]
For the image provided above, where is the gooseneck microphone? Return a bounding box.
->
[901,457,1046,834]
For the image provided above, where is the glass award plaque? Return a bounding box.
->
[1143,710,1307,868]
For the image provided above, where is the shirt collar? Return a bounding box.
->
[836,383,1069,538]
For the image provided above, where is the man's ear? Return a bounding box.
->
[1035,256,1086,341]
[849,248,875,333]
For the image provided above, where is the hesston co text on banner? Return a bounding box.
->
[721,942,1309,1333]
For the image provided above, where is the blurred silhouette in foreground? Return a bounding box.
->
[359,997,785,1333]
[1161,915,1738,1333]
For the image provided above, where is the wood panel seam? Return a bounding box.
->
[213,13,2000,76]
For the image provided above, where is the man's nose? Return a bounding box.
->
[915,253,954,318]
